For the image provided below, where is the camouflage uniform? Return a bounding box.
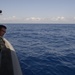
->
[0,37,5,51]
[0,37,5,68]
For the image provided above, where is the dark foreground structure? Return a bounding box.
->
[0,48,14,75]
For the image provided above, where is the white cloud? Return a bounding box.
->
[0,16,75,23]
[0,16,21,21]
[51,16,65,21]
[74,17,75,19]
[26,17,41,21]
[13,16,16,18]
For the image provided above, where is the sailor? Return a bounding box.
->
[0,25,7,67]
[0,25,7,50]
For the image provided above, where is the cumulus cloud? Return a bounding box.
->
[0,16,17,21]
[51,16,65,21]
[0,16,21,22]
[26,17,41,21]
[0,16,75,23]
[74,17,75,20]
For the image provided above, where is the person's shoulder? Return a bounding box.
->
[2,38,9,48]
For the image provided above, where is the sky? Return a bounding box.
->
[0,0,75,23]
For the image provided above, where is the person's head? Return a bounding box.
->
[0,25,7,37]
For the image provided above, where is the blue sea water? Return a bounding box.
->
[5,24,75,75]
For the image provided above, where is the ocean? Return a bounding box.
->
[5,24,75,75]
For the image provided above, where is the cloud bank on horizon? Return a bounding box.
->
[0,16,75,23]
